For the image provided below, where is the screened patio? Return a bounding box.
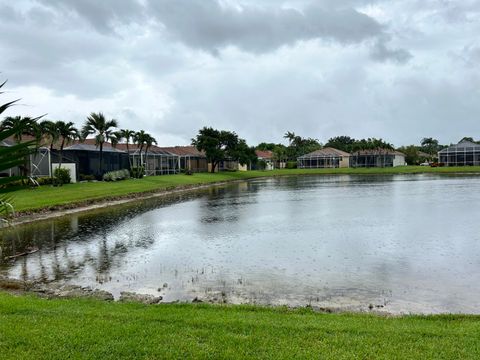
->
[438,139,480,166]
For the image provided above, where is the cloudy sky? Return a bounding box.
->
[1,0,479,147]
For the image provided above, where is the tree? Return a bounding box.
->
[256,142,276,151]
[397,145,420,165]
[325,136,356,153]
[1,116,40,143]
[118,129,135,168]
[420,138,440,155]
[39,120,59,151]
[283,131,296,145]
[56,121,79,168]
[192,127,251,173]
[81,112,118,175]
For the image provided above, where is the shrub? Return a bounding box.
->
[54,168,71,185]
[130,167,145,179]
[103,169,131,182]
[184,169,193,175]
[286,161,297,169]
[36,177,54,186]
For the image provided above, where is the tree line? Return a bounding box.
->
[0,112,157,174]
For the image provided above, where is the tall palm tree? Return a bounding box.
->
[81,112,118,175]
[283,131,296,145]
[1,116,40,144]
[56,121,79,168]
[134,130,147,167]
[39,120,59,151]
[119,129,135,169]
[144,134,157,159]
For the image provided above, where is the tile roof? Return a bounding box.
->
[298,147,351,159]
[255,150,273,159]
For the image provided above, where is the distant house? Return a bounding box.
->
[438,139,480,166]
[350,149,406,168]
[297,147,351,168]
[255,150,275,170]
[60,140,129,178]
[158,146,208,173]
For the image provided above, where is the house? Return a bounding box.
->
[438,139,480,166]
[350,149,406,168]
[297,147,351,168]
[254,150,275,170]
[58,140,129,178]
[157,146,208,173]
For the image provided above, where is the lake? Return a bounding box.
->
[1,174,480,314]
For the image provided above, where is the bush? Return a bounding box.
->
[184,169,193,175]
[130,167,145,179]
[36,177,54,186]
[103,169,131,182]
[286,161,297,169]
[54,168,71,185]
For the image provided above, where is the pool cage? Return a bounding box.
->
[438,140,480,166]
[350,149,397,168]
[297,148,350,169]
[130,148,181,175]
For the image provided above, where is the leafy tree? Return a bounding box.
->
[284,133,321,159]
[420,138,440,155]
[81,112,118,175]
[56,121,79,168]
[256,142,276,151]
[192,127,251,173]
[397,145,420,165]
[232,139,257,167]
[325,136,356,152]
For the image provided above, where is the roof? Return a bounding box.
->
[438,139,480,153]
[255,150,273,159]
[351,148,405,156]
[157,146,206,157]
[298,147,351,159]
[63,143,126,153]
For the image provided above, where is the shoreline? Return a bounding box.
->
[7,168,480,225]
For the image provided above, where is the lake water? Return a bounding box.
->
[1,174,480,314]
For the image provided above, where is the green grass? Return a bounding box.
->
[0,293,479,359]
[4,166,480,213]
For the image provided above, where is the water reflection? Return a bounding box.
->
[1,174,480,314]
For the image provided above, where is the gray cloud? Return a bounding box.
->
[370,39,412,63]
[148,0,384,53]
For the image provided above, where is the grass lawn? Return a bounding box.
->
[3,166,480,213]
[0,293,479,359]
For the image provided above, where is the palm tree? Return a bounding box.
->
[56,121,79,168]
[143,134,157,160]
[1,116,40,144]
[134,130,148,167]
[119,129,135,169]
[283,131,296,145]
[81,112,118,175]
[39,120,59,151]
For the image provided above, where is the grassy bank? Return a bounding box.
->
[0,293,479,359]
[3,166,480,213]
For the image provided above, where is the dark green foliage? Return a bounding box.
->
[54,167,71,185]
[256,142,277,151]
[286,161,297,169]
[130,167,145,179]
[325,136,394,153]
[283,131,321,159]
[82,112,118,175]
[192,127,254,172]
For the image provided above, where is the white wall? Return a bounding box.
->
[52,163,77,183]
[393,155,406,167]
